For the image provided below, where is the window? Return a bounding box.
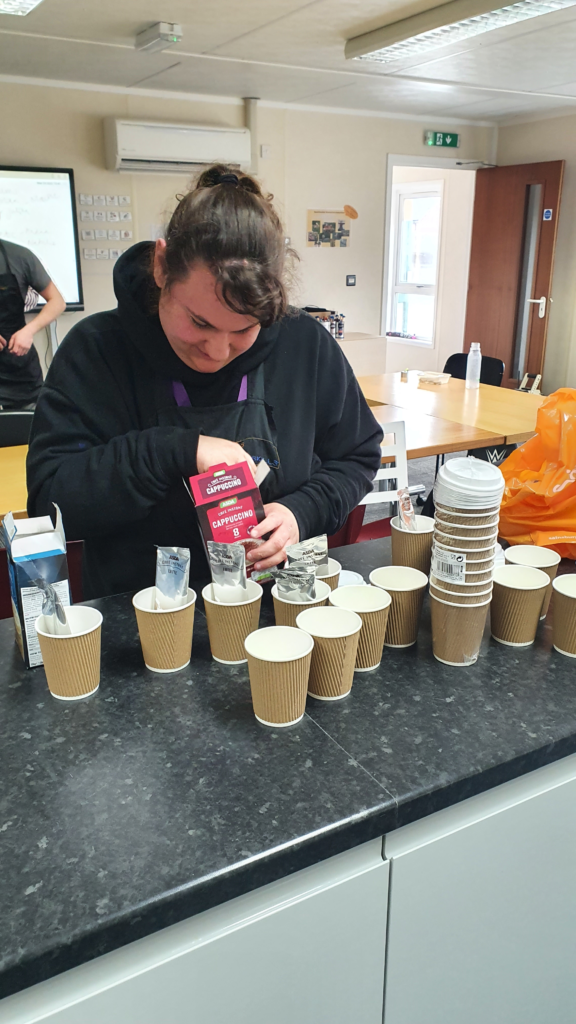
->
[387,182,443,345]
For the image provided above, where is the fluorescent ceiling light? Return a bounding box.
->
[345,0,576,64]
[0,0,44,12]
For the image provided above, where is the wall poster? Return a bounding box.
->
[307,209,351,247]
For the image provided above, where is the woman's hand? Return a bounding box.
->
[246,502,299,571]
[196,435,257,478]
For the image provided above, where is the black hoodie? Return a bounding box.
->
[27,243,383,598]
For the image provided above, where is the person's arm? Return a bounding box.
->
[8,282,66,356]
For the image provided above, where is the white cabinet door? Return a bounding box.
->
[384,755,576,1024]
[1,840,388,1024]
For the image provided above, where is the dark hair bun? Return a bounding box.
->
[161,164,294,327]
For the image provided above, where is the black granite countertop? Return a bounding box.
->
[1,538,576,999]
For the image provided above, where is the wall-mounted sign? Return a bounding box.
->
[307,209,351,247]
[543,209,553,221]
[424,130,460,148]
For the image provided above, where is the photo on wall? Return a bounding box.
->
[306,209,352,248]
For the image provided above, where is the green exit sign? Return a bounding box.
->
[425,130,460,148]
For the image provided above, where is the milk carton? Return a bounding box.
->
[2,505,70,668]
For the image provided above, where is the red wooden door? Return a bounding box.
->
[464,160,564,388]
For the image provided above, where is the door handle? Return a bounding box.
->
[527,296,546,318]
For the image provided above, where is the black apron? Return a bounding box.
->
[0,240,43,408]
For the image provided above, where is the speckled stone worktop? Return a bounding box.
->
[1,538,575,999]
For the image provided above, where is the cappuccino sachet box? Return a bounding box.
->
[189,462,265,547]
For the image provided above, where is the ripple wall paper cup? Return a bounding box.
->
[316,558,342,591]
[552,575,576,658]
[504,545,561,618]
[430,581,493,605]
[434,515,500,537]
[244,626,314,726]
[430,594,491,666]
[133,587,196,673]
[296,606,362,700]
[369,566,428,648]
[329,585,391,671]
[435,503,501,526]
[272,580,331,627]
[202,580,262,664]
[391,516,434,575]
[35,606,103,700]
[491,565,549,647]
[434,529,499,551]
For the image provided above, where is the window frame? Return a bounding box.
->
[387,180,444,348]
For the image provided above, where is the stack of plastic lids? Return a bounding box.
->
[433,456,505,511]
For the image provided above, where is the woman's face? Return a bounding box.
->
[153,240,261,373]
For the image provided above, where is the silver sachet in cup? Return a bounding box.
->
[34,577,72,636]
[155,547,191,609]
[286,534,329,574]
[270,563,317,602]
[207,540,248,604]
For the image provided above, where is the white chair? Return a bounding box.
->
[360,419,409,509]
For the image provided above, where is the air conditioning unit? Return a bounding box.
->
[103,118,251,173]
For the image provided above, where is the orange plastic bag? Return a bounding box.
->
[499,388,576,558]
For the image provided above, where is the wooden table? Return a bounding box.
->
[0,444,28,517]
[359,373,543,445]
[373,404,505,461]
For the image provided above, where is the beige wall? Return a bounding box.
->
[0,78,494,368]
[497,113,576,393]
[384,165,476,374]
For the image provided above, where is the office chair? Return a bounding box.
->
[0,411,34,447]
[443,352,505,387]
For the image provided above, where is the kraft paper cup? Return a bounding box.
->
[369,566,428,648]
[244,626,314,726]
[133,586,196,673]
[431,572,493,594]
[434,528,499,551]
[296,606,362,700]
[430,581,493,604]
[504,545,561,618]
[491,565,549,647]
[430,593,491,667]
[435,517,499,539]
[202,580,262,665]
[552,575,576,658]
[316,558,342,591]
[391,516,434,575]
[35,606,102,701]
[433,541,497,563]
[435,503,500,526]
[329,585,391,671]
[272,580,331,628]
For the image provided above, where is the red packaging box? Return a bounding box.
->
[189,462,265,546]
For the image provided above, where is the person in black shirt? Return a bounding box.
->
[27,166,383,598]
[0,239,65,409]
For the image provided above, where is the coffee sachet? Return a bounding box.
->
[207,540,247,604]
[286,534,329,574]
[270,563,316,603]
[397,488,417,532]
[155,547,191,609]
[34,577,71,636]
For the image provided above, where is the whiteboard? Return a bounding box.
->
[0,166,83,310]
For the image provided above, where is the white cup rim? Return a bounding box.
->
[435,503,501,518]
[296,606,362,638]
[430,592,492,609]
[552,574,576,599]
[316,558,342,579]
[493,565,550,591]
[430,574,492,589]
[434,515,499,531]
[133,586,197,613]
[329,584,391,613]
[35,605,103,640]
[271,579,331,605]
[369,566,428,592]
[430,582,493,599]
[434,527,499,544]
[244,625,314,662]
[202,579,262,607]
[391,515,434,534]
[434,541,497,556]
[504,545,561,569]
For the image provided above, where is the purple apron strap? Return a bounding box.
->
[172,373,248,407]
[172,380,191,408]
[237,374,248,402]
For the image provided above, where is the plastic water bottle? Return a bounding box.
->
[466,343,482,390]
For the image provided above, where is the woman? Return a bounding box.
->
[27,166,383,598]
